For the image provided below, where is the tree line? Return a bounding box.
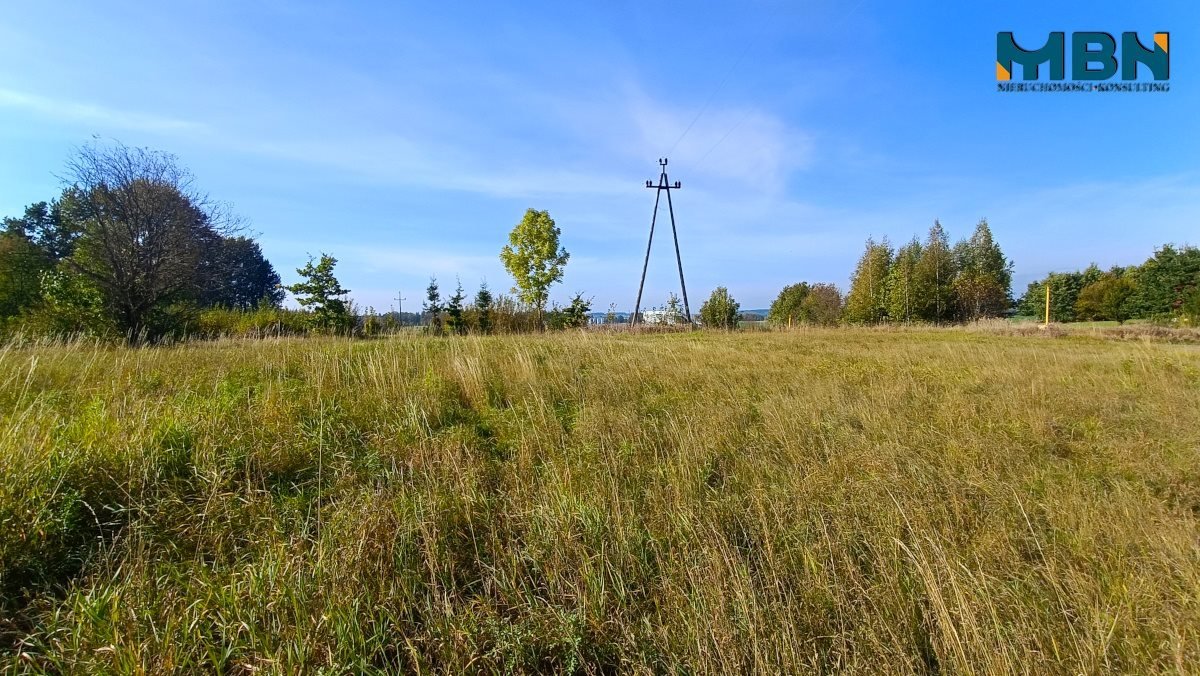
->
[760,219,1012,329]
[274,208,592,337]
[4,140,1196,339]
[1,143,282,340]
[0,143,594,341]
[840,219,1013,324]
[1015,244,1200,324]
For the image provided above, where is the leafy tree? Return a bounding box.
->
[62,141,237,339]
[844,237,892,323]
[953,219,1012,320]
[604,303,618,325]
[767,282,810,326]
[198,237,284,309]
[1075,273,1136,323]
[22,267,113,336]
[2,204,39,239]
[700,286,740,329]
[953,270,1007,321]
[664,292,684,323]
[446,278,466,335]
[886,238,922,323]
[1126,244,1200,319]
[499,208,569,319]
[0,232,51,319]
[1017,271,1087,322]
[424,276,443,334]
[1018,245,1199,323]
[767,281,842,327]
[2,198,80,262]
[362,307,381,337]
[970,219,1012,296]
[1046,273,1085,322]
[1183,286,1200,324]
[286,253,352,332]
[914,221,956,323]
[1015,280,1044,318]
[474,281,494,334]
[800,283,843,326]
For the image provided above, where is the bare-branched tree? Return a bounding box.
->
[63,141,240,339]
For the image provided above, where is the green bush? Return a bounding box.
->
[7,269,114,339]
[700,286,739,329]
[1183,287,1200,325]
[190,307,311,338]
[546,293,592,330]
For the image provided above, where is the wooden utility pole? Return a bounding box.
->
[632,158,692,325]
[395,291,406,325]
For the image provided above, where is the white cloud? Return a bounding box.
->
[564,84,815,192]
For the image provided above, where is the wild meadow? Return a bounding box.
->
[1,327,1198,673]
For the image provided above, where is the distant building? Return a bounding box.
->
[641,309,686,325]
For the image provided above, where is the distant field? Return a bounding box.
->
[2,329,1199,673]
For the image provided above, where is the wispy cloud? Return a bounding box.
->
[261,239,507,282]
[221,74,815,201]
[349,245,502,279]
[623,92,815,191]
[0,87,205,134]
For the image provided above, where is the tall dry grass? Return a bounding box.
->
[1,329,1198,673]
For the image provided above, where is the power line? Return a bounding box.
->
[693,112,750,167]
[661,1,802,159]
[664,41,754,157]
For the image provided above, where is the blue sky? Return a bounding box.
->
[2,1,1197,311]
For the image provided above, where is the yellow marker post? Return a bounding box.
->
[1044,284,1051,327]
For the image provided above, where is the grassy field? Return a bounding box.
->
[1,328,1198,673]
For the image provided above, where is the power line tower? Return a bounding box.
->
[633,158,692,325]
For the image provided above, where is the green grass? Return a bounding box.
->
[1,328,1198,673]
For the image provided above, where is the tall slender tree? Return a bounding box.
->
[953,219,1012,320]
[446,278,466,335]
[844,237,893,323]
[424,276,443,334]
[886,238,922,324]
[474,281,493,334]
[914,221,956,324]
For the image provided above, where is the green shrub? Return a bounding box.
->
[699,286,739,329]
[190,306,310,338]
